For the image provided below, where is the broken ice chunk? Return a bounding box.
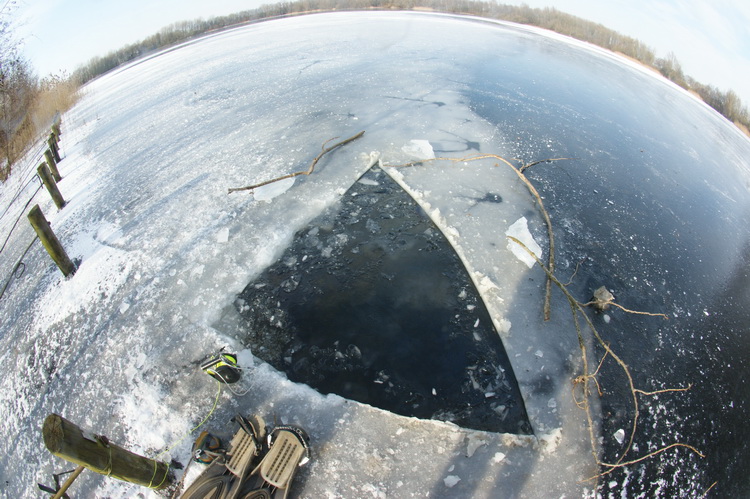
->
[364,151,381,168]
[443,475,461,488]
[466,433,487,457]
[614,428,625,445]
[236,349,255,368]
[505,217,542,268]
[402,139,435,160]
[253,176,295,202]
[358,177,380,186]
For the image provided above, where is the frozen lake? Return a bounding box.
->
[1,11,749,498]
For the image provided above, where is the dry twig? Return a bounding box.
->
[228,131,365,194]
[582,299,669,320]
[519,157,577,173]
[507,235,703,480]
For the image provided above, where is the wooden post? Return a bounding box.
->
[51,121,61,140]
[44,149,62,181]
[27,205,77,277]
[38,163,66,210]
[48,134,61,162]
[43,414,173,490]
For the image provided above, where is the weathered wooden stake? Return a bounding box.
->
[27,205,77,277]
[38,163,66,210]
[48,134,61,162]
[44,149,62,181]
[51,121,61,140]
[43,414,173,490]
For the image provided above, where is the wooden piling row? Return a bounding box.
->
[47,134,61,163]
[37,163,66,210]
[44,149,61,182]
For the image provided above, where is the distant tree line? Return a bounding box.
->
[71,0,750,135]
[3,0,749,178]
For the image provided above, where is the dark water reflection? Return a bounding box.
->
[236,166,531,434]
[468,31,750,495]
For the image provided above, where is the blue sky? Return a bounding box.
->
[9,0,750,104]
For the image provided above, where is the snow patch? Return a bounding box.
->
[33,231,134,331]
[216,227,230,243]
[537,428,563,455]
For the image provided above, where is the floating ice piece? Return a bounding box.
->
[443,475,461,488]
[505,217,542,268]
[614,428,625,445]
[492,452,506,464]
[253,176,295,202]
[216,227,230,243]
[402,139,435,160]
[358,177,380,186]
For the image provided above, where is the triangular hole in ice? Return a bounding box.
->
[233,166,531,434]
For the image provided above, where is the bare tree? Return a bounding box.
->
[0,5,38,178]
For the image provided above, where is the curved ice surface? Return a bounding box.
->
[2,11,749,499]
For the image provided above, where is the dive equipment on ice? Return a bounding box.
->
[201,352,241,384]
[192,431,223,464]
